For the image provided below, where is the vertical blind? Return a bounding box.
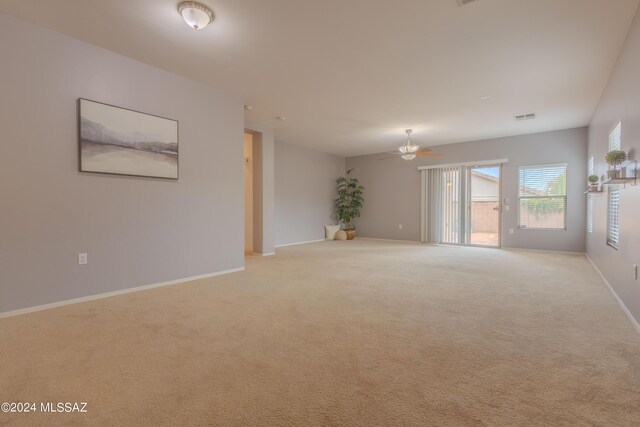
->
[518,164,567,229]
[442,167,463,244]
[422,166,464,244]
[607,122,622,248]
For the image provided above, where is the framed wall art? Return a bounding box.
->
[78,98,179,179]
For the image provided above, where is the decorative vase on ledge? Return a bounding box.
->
[605,150,627,180]
[607,168,627,180]
[346,230,356,240]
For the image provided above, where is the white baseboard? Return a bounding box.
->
[502,246,586,256]
[356,237,422,244]
[255,252,276,256]
[275,239,324,248]
[586,254,640,336]
[0,267,245,319]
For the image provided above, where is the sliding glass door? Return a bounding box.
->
[425,164,502,247]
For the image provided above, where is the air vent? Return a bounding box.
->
[457,0,478,6]
[515,113,536,121]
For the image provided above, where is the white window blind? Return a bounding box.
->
[518,164,567,230]
[607,122,621,248]
[609,122,621,151]
[607,188,620,248]
[587,155,594,233]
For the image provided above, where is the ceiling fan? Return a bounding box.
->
[379,129,444,161]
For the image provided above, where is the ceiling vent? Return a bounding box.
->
[457,0,478,6]
[515,113,536,121]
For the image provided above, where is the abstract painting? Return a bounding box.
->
[79,99,178,179]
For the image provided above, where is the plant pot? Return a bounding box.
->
[607,169,620,180]
[588,183,598,191]
[346,230,356,240]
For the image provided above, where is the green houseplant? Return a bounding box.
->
[587,174,599,191]
[605,150,627,179]
[335,169,364,240]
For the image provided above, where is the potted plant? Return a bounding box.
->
[587,174,599,191]
[335,169,364,240]
[605,150,627,179]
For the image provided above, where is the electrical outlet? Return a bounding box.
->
[78,253,88,265]
[505,205,510,211]
[399,224,403,230]
[509,228,514,234]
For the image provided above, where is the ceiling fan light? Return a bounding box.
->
[178,1,214,30]
[399,144,419,154]
[398,129,419,156]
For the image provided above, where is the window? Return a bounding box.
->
[587,155,594,233]
[607,122,621,249]
[518,164,567,230]
[609,122,621,151]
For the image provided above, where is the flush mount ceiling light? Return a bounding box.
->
[398,129,419,160]
[178,1,214,30]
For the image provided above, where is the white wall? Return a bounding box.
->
[587,7,640,327]
[275,141,345,246]
[0,14,245,313]
[346,128,587,252]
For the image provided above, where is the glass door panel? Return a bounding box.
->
[467,166,501,247]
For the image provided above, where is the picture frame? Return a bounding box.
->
[78,98,179,179]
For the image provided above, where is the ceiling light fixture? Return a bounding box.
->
[399,129,419,160]
[178,1,214,30]
[244,105,253,111]
[275,116,287,121]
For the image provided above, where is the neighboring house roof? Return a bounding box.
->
[471,170,499,182]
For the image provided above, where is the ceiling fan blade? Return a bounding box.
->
[416,148,433,153]
[416,151,444,158]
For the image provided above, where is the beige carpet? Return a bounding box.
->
[1,240,639,426]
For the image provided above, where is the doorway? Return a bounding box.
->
[244,132,253,255]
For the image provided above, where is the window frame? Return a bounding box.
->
[517,163,568,231]
[587,155,594,234]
